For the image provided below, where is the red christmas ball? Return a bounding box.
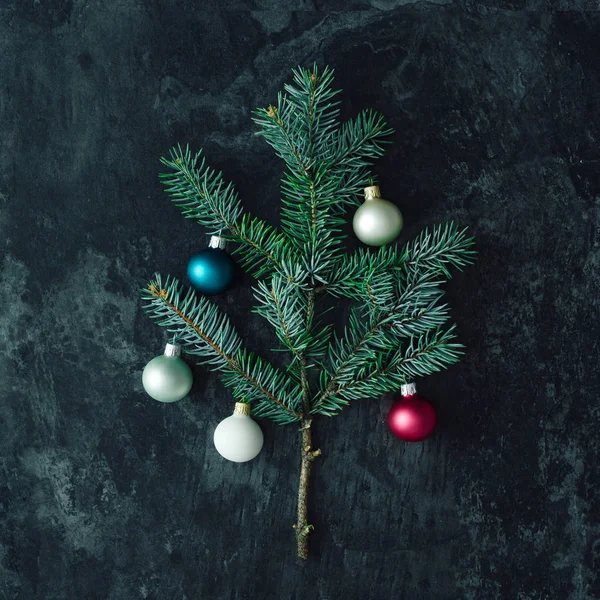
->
[388,389,437,442]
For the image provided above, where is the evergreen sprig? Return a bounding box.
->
[149,65,475,420]
[252,65,394,284]
[142,63,476,559]
[252,275,311,358]
[142,274,301,424]
[326,221,475,298]
[160,145,296,280]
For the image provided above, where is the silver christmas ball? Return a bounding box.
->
[142,343,193,403]
[352,185,403,246]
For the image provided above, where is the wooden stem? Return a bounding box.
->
[295,419,321,561]
[295,288,320,560]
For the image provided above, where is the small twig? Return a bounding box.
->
[295,419,320,561]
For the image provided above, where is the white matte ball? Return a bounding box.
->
[142,355,193,403]
[213,414,264,463]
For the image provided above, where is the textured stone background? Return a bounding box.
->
[2,2,600,599]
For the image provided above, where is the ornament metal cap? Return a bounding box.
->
[364,185,382,200]
[208,235,227,250]
[164,342,182,358]
[233,402,251,417]
[401,382,417,396]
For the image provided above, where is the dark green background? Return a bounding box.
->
[2,2,599,599]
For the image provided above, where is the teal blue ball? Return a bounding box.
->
[187,248,235,295]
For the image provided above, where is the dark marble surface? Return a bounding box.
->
[2,3,600,599]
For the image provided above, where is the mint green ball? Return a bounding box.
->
[142,355,193,403]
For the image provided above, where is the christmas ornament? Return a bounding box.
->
[352,185,403,246]
[213,402,264,463]
[388,383,437,442]
[142,342,193,403]
[187,235,236,295]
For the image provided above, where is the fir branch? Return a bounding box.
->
[389,302,450,339]
[286,65,341,161]
[233,213,303,281]
[159,145,297,280]
[325,222,476,296]
[393,326,463,379]
[313,269,455,416]
[253,65,394,282]
[313,306,391,415]
[254,70,344,280]
[403,222,477,278]
[324,244,407,298]
[314,326,462,414]
[142,64,476,561]
[327,108,393,171]
[253,275,311,359]
[142,274,301,424]
[253,94,312,175]
[252,65,341,175]
[389,270,449,336]
[278,166,346,281]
